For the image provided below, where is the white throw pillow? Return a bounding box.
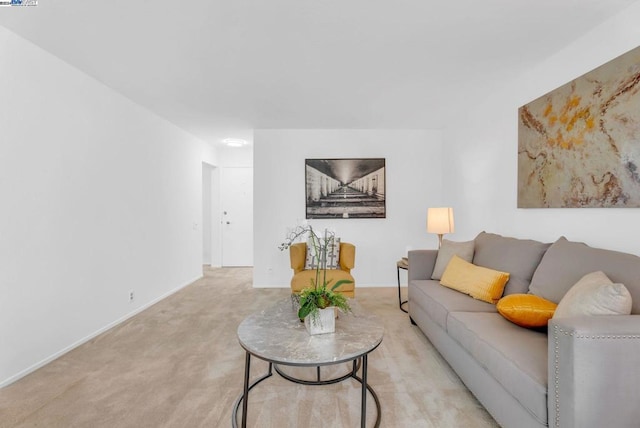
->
[431,239,475,280]
[305,237,341,270]
[553,271,632,318]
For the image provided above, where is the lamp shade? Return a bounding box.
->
[427,207,455,234]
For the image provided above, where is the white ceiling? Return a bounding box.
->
[0,1,637,145]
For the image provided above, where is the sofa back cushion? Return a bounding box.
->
[529,237,640,313]
[472,232,551,296]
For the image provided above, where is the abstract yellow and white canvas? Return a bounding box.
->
[518,46,640,208]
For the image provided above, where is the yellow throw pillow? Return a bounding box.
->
[497,294,558,328]
[440,255,510,304]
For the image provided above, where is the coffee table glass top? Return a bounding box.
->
[237,298,384,366]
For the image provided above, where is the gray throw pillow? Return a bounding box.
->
[431,239,474,280]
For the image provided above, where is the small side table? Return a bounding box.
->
[396,258,408,313]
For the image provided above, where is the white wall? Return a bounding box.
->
[253,129,443,287]
[442,2,640,255]
[218,145,253,168]
[0,26,218,386]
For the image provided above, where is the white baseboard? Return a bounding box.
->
[0,275,201,388]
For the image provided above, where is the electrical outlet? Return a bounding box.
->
[129,290,135,303]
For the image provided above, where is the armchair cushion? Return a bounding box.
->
[290,269,355,298]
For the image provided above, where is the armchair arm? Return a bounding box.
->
[548,315,640,428]
[289,242,306,273]
[408,250,438,282]
[339,242,355,272]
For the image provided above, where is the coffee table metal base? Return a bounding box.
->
[273,357,362,385]
[232,352,381,428]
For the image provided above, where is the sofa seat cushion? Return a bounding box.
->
[447,312,548,425]
[408,279,496,330]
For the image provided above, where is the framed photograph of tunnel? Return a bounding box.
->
[305,158,386,219]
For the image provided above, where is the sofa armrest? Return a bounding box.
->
[548,315,640,428]
[408,249,437,281]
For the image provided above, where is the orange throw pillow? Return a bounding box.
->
[497,294,557,328]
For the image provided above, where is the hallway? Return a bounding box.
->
[306,184,385,218]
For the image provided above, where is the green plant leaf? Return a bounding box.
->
[330,279,353,291]
[298,303,313,320]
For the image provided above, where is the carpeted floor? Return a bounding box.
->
[0,267,499,427]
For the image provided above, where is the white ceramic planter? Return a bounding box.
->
[304,307,336,335]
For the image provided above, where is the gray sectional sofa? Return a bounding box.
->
[408,232,640,428]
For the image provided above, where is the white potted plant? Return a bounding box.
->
[279,224,352,334]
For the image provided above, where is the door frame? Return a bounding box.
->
[202,162,222,267]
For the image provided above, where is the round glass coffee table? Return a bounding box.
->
[232,297,384,428]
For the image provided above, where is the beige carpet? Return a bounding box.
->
[0,267,499,428]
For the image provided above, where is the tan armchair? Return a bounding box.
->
[289,242,356,298]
